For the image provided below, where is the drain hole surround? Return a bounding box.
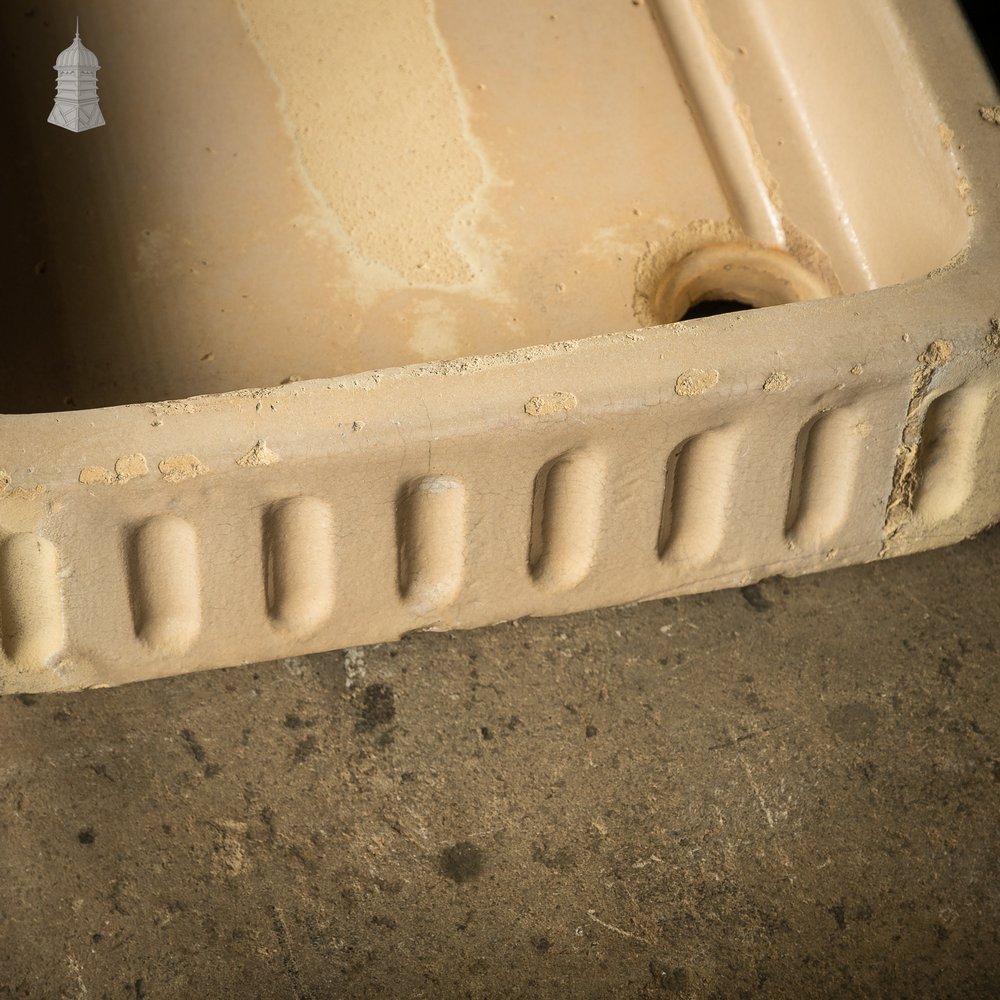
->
[654,242,831,325]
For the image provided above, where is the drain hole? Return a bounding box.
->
[678,298,754,322]
[652,242,831,325]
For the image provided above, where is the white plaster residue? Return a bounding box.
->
[237,440,279,467]
[236,0,504,298]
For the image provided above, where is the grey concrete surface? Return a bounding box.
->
[1,527,999,999]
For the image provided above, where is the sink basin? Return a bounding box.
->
[1,0,997,691]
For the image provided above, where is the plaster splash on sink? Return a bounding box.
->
[235,0,504,294]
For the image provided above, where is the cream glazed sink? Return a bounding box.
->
[0,0,998,692]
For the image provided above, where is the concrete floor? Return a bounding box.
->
[1,528,998,999]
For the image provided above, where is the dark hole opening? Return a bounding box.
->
[679,298,755,321]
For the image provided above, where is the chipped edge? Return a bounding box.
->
[881,340,953,551]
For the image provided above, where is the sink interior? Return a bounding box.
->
[0,0,971,413]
